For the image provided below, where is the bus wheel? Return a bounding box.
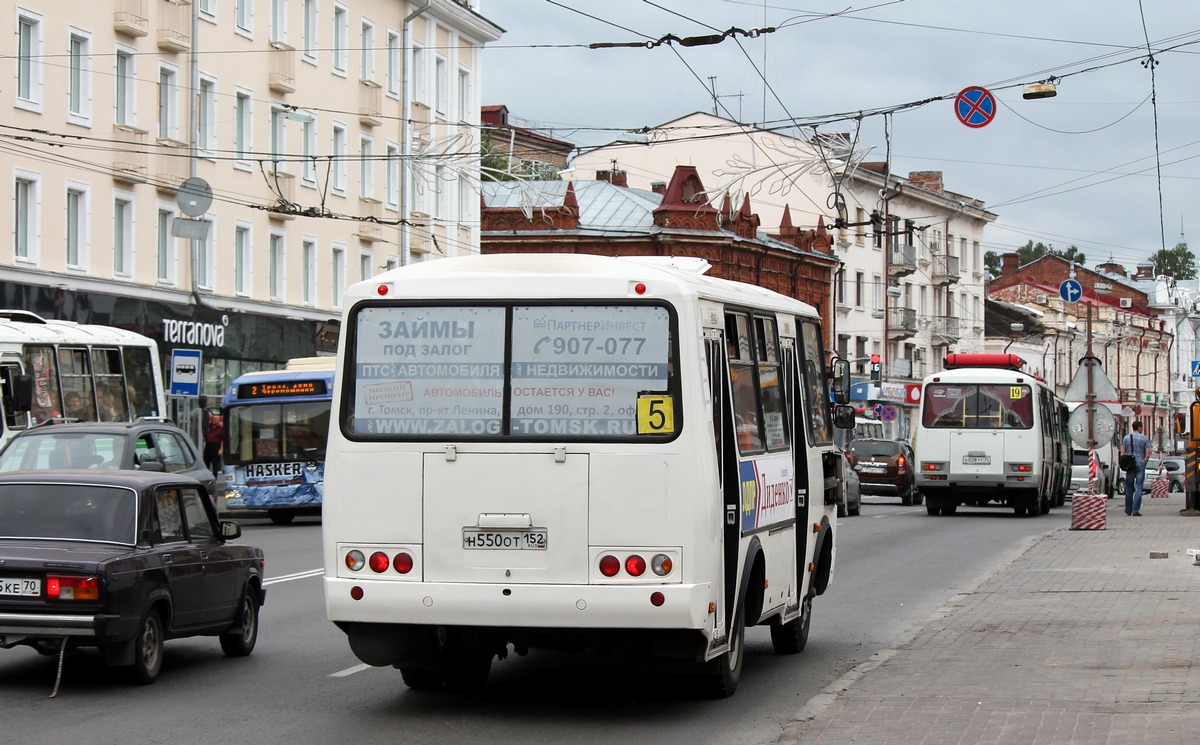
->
[700,602,745,698]
[400,666,445,691]
[769,596,811,655]
[268,510,295,525]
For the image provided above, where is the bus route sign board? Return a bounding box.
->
[170,349,202,397]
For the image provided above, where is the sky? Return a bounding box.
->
[478,0,1200,271]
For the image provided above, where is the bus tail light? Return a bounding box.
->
[651,554,672,576]
[922,462,943,471]
[625,555,646,577]
[392,552,414,574]
[46,575,99,601]
[368,552,390,573]
[599,555,621,577]
[345,550,365,571]
[1010,463,1033,473]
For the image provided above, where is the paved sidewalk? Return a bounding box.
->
[780,491,1200,745]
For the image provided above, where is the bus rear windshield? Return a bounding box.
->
[345,303,677,440]
[225,401,330,464]
[922,383,1033,429]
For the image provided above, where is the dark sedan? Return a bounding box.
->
[0,471,265,684]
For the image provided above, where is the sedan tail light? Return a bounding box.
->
[896,455,907,474]
[47,575,99,601]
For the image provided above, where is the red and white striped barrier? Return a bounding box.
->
[1070,493,1107,530]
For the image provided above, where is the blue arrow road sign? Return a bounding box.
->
[1059,279,1083,303]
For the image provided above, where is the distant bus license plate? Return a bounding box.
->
[463,530,547,550]
[963,456,991,465]
[0,578,40,597]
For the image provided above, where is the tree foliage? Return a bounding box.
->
[1150,242,1196,279]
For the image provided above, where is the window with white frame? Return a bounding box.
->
[68,30,92,123]
[359,135,373,198]
[65,184,87,268]
[302,0,317,60]
[269,232,285,300]
[156,207,175,283]
[302,238,316,304]
[16,9,43,110]
[270,105,285,170]
[234,223,251,295]
[198,76,216,154]
[157,64,178,139]
[385,142,399,208]
[359,250,373,281]
[872,274,882,310]
[331,244,345,308]
[332,4,347,74]
[198,0,216,21]
[115,48,135,126]
[234,90,251,163]
[197,218,215,290]
[386,30,400,96]
[332,123,347,193]
[411,44,426,102]
[113,196,133,276]
[360,20,374,82]
[434,56,447,114]
[457,173,471,225]
[236,0,253,35]
[433,164,446,218]
[301,117,317,185]
[457,68,470,121]
[973,240,981,273]
[270,0,285,42]
[384,254,398,272]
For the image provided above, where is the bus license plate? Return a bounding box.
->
[963,455,991,465]
[463,529,548,550]
[0,577,40,597]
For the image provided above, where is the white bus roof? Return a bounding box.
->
[923,367,1045,385]
[348,254,821,318]
[284,356,337,371]
[0,311,155,347]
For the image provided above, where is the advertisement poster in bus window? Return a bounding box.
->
[509,305,671,437]
[739,454,795,532]
[352,306,506,435]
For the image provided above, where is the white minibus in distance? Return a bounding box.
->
[322,253,852,697]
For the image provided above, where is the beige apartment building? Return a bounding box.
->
[5,0,501,405]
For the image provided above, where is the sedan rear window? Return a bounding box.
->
[0,483,136,544]
[849,440,900,457]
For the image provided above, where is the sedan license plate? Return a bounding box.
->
[857,463,886,472]
[0,577,40,597]
[963,455,991,465]
[463,529,547,550]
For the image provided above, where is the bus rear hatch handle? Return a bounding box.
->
[477,513,532,529]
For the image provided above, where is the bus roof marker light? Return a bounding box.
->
[633,282,647,295]
[376,284,390,296]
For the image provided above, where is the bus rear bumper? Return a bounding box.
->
[324,577,713,630]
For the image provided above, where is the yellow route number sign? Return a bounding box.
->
[637,395,675,435]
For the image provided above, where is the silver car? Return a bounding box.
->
[838,452,861,517]
[1069,449,1112,499]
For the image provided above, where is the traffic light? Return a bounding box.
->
[870,353,882,382]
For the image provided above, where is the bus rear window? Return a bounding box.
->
[922,383,1033,429]
[346,303,677,440]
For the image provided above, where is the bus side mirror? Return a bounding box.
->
[832,404,855,429]
[10,375,33,412]
[830,358,851,405]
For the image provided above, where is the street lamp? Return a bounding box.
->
[1004,322,1024,353]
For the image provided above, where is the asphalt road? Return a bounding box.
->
[1,499,1070,745]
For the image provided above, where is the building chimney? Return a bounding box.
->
[908,170,944,193]
[1001,252,1019,275]
[1096,261,1127,277]
[650,181,667,195]
[596,170,628,188]
[1134,262,1155,280]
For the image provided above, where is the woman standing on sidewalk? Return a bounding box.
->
[1122,421,1151,516]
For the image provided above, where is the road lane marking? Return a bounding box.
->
[330,663,372,678]
[264,568,323,586]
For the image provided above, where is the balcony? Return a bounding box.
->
[887,306,917,340]
[112,125,149,183]
[931,254,961,285]
[356,198,384,242]
[889,243,917,278]
[114,0,149,37]
[268,42,296,94]
[359,80,383,127]
[154,138,189,192]
[157,0,192,52]
[929,315,961,343]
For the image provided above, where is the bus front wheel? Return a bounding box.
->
[268,510,295,525]
[769,596,811,655]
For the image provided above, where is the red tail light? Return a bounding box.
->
[625,555,646,577]
[368,552,390,573]
[599,555,621,577]
[896,455,907,474]
[46,575,99,601]
[392,552,414,574]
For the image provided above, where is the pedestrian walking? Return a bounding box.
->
[1121,421,1151,516]
[204,412,224,476]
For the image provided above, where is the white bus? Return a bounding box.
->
[323,253,852,697]
[914,353,1069,516]
[0,310,166,445]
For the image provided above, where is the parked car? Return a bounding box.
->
[1069,448,1113,499]
[847,438,921,506]
[1116,455,1185,494]
[838,452,861,517]
[0,418,217,498]
[0,470,265,684]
